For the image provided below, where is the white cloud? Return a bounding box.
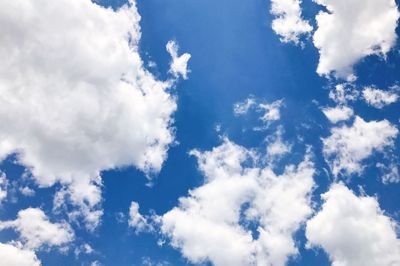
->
[91,261,102,266]
[0,0,189,229]
[74,243,94,257]
[362,87,399,108]
[142,256,171,266]
[258,99,284,123]
[0,171,7,203]
[313,0,400,78]
[266,127,291,159]
[306,183,400,266]
[160,139,315,266]
[0,243,41,266]
[0,208,74,250]
[166,41,191,80]
[233,97,256,116]
[233,98,283,130]
[128,201,152,234]
[328,84,359,105]
[19,186,35,197]
[383,166,400,183]
[322,106,353,124]
[270,0,313,44]
[83,243,94,254]
[378,163,400,184]
[322,116,398,176]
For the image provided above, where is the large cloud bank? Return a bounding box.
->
[160,139,315,266]
[0,0,189,228]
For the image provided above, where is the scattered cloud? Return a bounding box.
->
[270,0,312,44]
[233,97,283,130]
[258,99,284,124]
[19,186,35,197]
[74,243,94,257]
[233,96,256,116]
[160,139,315,266]
[0,243,41,266]
[128,201,153,234]
[362,87,399,108]
[266,127,291,160]
[322,116,398,177]
[83,243,94,254]
[378,162,400,184]
[328,84,359,104]
[0,171,7,203]
[306,183,400,266]
[0,208,74,250]
[91,261,102,266]
[0,0,189,229]
[142,256,171,266]
[166,41,191,80]
[322,106,353,124]
[313,0,400,78]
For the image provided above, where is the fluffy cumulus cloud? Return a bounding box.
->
[160,139,315,266]
[306,183,400,266]
[323,116,398,177]
[362,87,399,108]
[0,208,74,250]
[0,243,41,266]
[0,0,189,228]
[313,0,400,78]
[322,106,353,124]
[270,0,313,44]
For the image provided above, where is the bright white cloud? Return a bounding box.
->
[322,116,398,176]
[306,183,400,266]
[313,0,400,78]
[362,87,399,108]
[166,41,191,80]
[328,84,359,104]
[160,139,315,266]
[258,99,284,123]
[322,106,353,124]
[0,208,74,250]
[270,0,313,44]
[0,243,41,266]
[0,0,189,229]
[128,201,152,234]
[266,127,291,160]
[0,171,7,203]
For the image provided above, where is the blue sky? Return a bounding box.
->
[0,0,400,265]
